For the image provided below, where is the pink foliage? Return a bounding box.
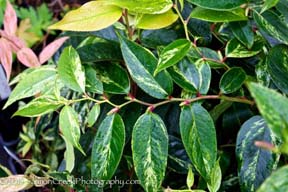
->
[17,48,41,68]
[39,36,69,64]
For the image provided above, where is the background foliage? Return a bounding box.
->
[1,0,288,191]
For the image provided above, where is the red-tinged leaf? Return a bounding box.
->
[39,36,69,64]
[0,38,12,80]
[4,0,17,35]
[0,30,26,52]
[17,48,40,67]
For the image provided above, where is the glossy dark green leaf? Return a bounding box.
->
[257,165,288,192]
[119,36,168,99]
[261,0,280,13]
[248,83,288,139]
[168,136,191,174]
[87,104,100,127]
[93,62,130,94]
[180,103,217,182]
[198,62,211,94]
[104,0,173,14]
[225,37,264,58]
[190,7,247,22]
[230,21,254,48]
[140,29,178,48]
[155,39,191,74]
[132,113,168,192]
[91,114,125,180]
[13,95,65,117]
[3,66,57,109]
[58,46,86,93]
[276,0,288,23]
[254,10,288,45]
[77,37,122,63]
[220,67,246,94]
[59,106,85,155]
[236,116,279,192]
[267,44,288,94]
[187,0,247,10]
[84,65,103,94]
[136,9,178,30]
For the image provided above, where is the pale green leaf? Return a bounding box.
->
[58,46,86,93]
[62,136,75,172]
[3,66,57,109]
[87,104,100,127]
[136,9,178,30]
[13,95,65,117]
[103,0,173,14]
[48,1,122,31]
[190,7,247,22]
[59,106,85,155]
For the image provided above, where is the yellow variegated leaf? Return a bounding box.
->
[48,1,122,31]
[136,9,178,30]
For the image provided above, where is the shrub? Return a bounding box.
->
[1,0,288,191]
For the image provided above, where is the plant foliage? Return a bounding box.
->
[1,0,288,191]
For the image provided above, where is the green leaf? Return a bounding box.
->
[59,106,85,155]
[180,103,217,182]
[225,37,264,58]
[168,58,211,94]
[0,175,33,191]
[261,0,280,13]
[87,104,100,127]
[13,95,65,117]
[132,113,168,191]
[58,46,85,93]
[257,165,288,192]
[119,35,168,99]
[91,114,125,180]
[187,0,247,10]
[220,67,246,94]
[61,135,75,172]
[103,0,173,14]
[229,21,254,49]
[276,0,288,23]
[190,7,247,22]
[3,66,57,109]
[236,116,279,192]
[267,44,288,94]
[48,1,122,31]
[136,9,178,30]
[155,39,191,74]
[187,165,195,189]
[248,83,288,139]
[140,29,178,48]
[207,160,222,192]
[93,62,130,94]
[84,65,103,94]
[253,10,288,45]
[77,36,122,63]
